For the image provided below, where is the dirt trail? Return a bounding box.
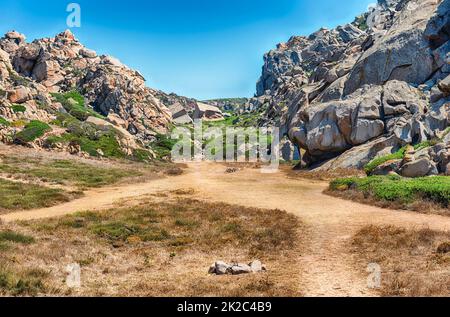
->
[2,162,449,297]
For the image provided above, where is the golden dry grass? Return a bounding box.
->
[0,193,304,297]
[351,225,450,297]
[326,187,449,216]
[0,144,186,214]
[285,167,365,181]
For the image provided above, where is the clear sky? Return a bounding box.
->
[0,0,375,100]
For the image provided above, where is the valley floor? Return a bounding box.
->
[1,157,449,296]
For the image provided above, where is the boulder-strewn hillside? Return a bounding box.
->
[0,30,177,159]
[252,0,450,176]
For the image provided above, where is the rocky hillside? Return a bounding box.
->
[0,30,178,160]
[252,0,450,176]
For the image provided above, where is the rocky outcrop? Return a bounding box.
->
[0,30,188,159]
[367,142,449,177]
[193,102,224,121]
[253,0,450,170]
[0,30,172,143]
[168,102,193,124]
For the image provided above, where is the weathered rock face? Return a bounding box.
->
[0,30,196,160]
[344,1,438,95]
[0,30,172,142]
[254,0,450,170]
[193,102,224,121]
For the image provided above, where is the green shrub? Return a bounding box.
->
[330,176,450,208]
[414,139,441,151]
[0,117,10,126]
[79,134,125,158]
[132,149,153,162]
[0,178,76,211]
[11,104,26,113]
[364,147,406,174]
[46,115,126,158]
[50,113,80,128]
[14,120,51,143]
[443,127,450,137]
[0,231,35,244]
[353,14,368,31]
[153,133,179,159]
[69,108,90,121]
[51,91,103,121]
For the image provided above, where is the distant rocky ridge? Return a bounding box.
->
[0,30,173,138]
[0,30,198,159]
[251,0,450,175]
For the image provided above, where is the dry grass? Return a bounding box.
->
[0,144,186,188]
[0,144,186,213]
[163,165,186,176]
[351,225,450,297]
[221,162,263,169]
[326,188,449,216]
[0,194,303,297]
[285,167,365,181]
[0,179,82,213]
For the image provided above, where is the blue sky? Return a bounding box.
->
[0,0,374,100]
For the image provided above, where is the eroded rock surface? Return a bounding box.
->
[0,30,180,158]
[252,0,450,170]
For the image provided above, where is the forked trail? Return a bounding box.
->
[2,163,449,297]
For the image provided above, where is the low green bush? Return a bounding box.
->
[0,231,35,244]
[330,176,450,208]
[14,120,51,143]
[69,108,90,121]
[47,114,126,158]
[51,91,103,121]
[152,133,179,159]
[11,104,26,113]
[364,147,406,174]
[46,131,125,158]
[0,117,10,126]
[132,148,153,162]
[0,178,76,211]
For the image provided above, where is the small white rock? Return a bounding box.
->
[208,263,216,274]
[230,263,252,275]
[215,261,230,275]
[249,260,263,272]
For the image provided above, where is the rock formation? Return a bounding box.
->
[193,102,224,121]
[0,30,182,159]
[252,0,450,173]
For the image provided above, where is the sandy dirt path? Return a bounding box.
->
[2,162,449,297]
